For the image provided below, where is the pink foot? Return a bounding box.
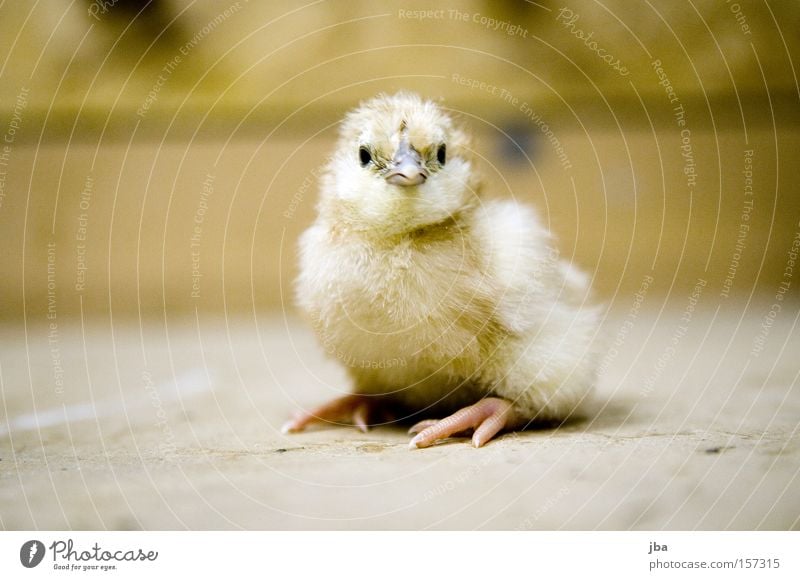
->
[408,397,518,449]
[408,419,471,438]
[282,394,377,434]
[407,419,439,435]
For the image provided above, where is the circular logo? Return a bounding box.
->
[20,540,45,568]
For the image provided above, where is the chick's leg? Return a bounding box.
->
[282,394,376,434]
[408,397,517,449]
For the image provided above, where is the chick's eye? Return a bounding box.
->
[359,146,372,167]
[437,144,446,165]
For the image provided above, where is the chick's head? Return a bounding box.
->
[320,92,479,236]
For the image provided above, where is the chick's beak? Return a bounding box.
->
[384,140,428,187]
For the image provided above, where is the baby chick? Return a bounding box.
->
[285,92,600,448]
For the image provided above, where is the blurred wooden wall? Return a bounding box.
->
[0,0,798,321]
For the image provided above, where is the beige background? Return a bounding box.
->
[0,0,798,319]
[0,0,798,530]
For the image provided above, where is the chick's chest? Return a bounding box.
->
[323,235,485,360]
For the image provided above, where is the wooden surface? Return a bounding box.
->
[1,305,798,530]
[1,0,799,531]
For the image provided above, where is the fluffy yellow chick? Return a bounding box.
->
[285,92,601,448]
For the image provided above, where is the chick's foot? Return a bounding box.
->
[407,419,471,438]
[407,419,439,435]
[282,394,384,434]
[408,397,517,449]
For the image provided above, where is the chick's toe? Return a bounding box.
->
[282,394,379,434]
[408,397,517,449]
[407,419,440,435]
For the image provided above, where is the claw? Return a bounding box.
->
[408,398,516,449]
[283,394,378,434]
[352,402,369,433]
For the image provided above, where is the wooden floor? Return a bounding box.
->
[1,303,798,530]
